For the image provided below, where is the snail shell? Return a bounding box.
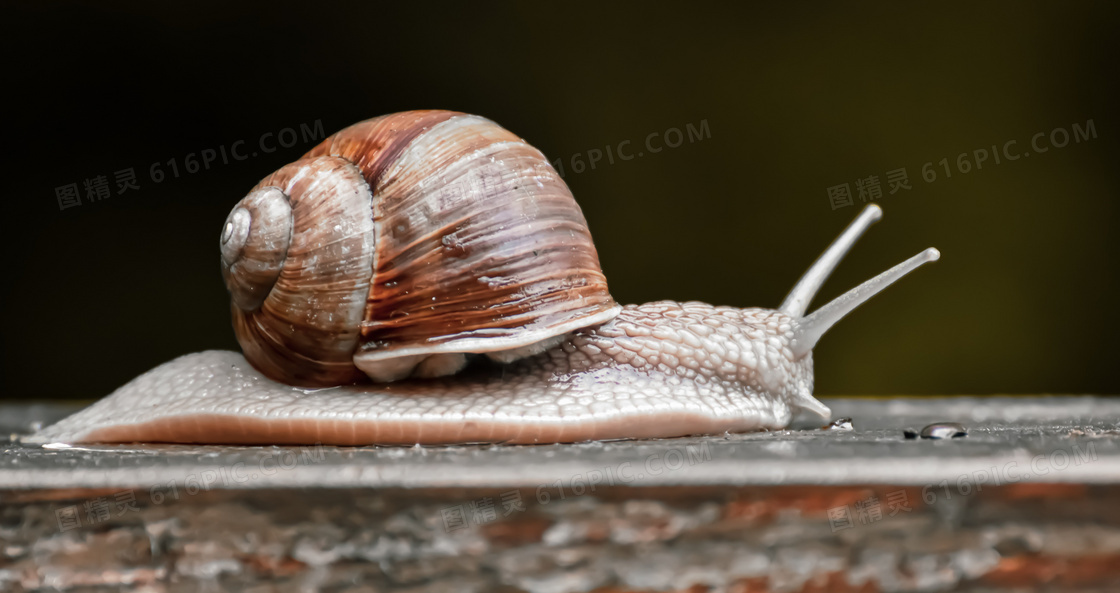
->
[220,111,620,386]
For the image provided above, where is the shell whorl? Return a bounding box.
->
[229,156,376,386]
[220,188,292,311]
[223,110,619,386]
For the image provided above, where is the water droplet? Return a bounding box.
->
[821,417,854,431]
[919,422,968,439]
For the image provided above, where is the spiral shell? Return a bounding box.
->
[221,110,620,386]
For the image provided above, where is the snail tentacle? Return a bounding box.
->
[779,204,882,318]
[792,248,940,358]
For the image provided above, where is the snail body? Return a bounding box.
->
[33,111,939,446]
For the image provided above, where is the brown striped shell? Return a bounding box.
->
[220,110,620,386]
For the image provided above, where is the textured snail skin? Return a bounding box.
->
[30,302,826,446]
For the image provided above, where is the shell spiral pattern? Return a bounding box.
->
[221,111,620,386]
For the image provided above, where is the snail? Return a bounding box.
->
[32,110,939,446]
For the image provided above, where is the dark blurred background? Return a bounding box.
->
[4,2,1118,401]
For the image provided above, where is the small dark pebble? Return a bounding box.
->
[919,422,968,439]
[821,417,854,431]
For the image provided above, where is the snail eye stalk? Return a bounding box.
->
[778,204,938,358]
[780,204,883,318]
[792,247,940,358]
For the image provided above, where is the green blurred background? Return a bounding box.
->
[4,2,1117,400]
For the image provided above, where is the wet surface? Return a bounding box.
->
[2,396,1119,490]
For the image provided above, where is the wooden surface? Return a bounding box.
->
[2,396,1119,591]
[3,484,1120,592]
